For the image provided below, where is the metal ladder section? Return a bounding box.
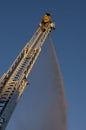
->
[0,24,53,130]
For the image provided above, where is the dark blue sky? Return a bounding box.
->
[0,0,86,130]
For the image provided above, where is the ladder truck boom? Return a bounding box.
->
[0,13,55,130]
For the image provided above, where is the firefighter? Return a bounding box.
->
[41,13,51,24]
[40,13,52,31]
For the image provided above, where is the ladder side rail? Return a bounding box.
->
[23,27,41,51]
[0,47,42,126]
[25,48,41,78]
[35,24,51,49]
[0,27,43,89]
[6,28,43,85]
[0,27,41,93]
[0,46,40,107]
[0,52,24,93]
[0,47,36,97]
[23,28,42,56]
[20,25,52,78]
[4,27,42,82]
[0,73,29,130]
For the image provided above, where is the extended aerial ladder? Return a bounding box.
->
[0,13,55,130]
